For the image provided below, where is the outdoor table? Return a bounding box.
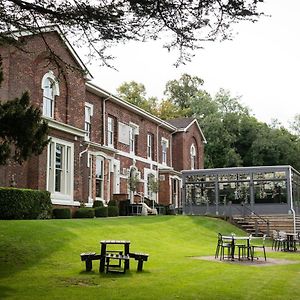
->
[99,240,131,273]
[222,235,250,260]
[284,233,297,252]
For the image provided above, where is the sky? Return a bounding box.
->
[83,0,300,128]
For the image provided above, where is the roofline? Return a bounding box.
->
[9,25,93,80]
[182,165,298,175]
[86,82,177,131]
[176,119,207,144]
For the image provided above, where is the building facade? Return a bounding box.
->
[0,27,206,211]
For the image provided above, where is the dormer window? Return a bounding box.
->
[41,71,59,118]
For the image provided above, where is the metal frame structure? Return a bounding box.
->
[182,166,300,220]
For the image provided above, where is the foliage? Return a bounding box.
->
[52,208,71,219]
[74,208,95,218]
[93,200,104,208]
[0,59,49,165]
[164,73,204,111]
[117,74,300,170]
[107,206,119,217]
[117,81,159,115]
[147,175,159,194]
[0,1,264,66]
[108,200,118,207]
[290,113,300,137]
[94,206,108,218]
[1,216,300,300]
[0,187,52,219]
[128,173,139,193]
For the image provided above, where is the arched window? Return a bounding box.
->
[190,144,196,170]
[41,71,59,118]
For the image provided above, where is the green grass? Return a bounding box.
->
[0,216,299,300]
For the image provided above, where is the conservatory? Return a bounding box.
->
[182,165,300,216]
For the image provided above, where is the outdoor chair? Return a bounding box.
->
[215,233,232,260]
[250,234,267,261]
[277,231,287,251]
[271,230,280,250]
[235,238,250,261]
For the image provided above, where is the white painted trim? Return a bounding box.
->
[45,117,85,137]
[86,82,176,131]
[85,102,94,116]
[47,137,75,205]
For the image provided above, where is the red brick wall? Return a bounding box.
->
[172,122,204,171]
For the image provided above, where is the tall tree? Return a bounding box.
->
[0,63,49,165]
[117,81,159,115]
[164,74,204,112]
[0,1,264,65]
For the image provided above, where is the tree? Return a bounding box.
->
[117,81,159,115]
[164,74,204,112]
[0,92,49,165]
[290,114,300,137]
[0,0,264,66]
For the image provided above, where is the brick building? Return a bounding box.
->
[0,27,206,211]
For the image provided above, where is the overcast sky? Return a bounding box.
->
[84,0,299,128]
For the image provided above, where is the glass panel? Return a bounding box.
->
[55,144,63,192]
[254,180,287,204]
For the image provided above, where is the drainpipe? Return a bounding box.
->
[288,166,296,234]
[79,144,89,158]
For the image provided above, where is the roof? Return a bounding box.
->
[167,117,207,143]
[86,82,177,131]
[167,117,196,129]
[9,25,92,80]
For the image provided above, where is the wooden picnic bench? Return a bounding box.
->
[129,252,149,271]
[80,252,101,271]
[105,253,130,273]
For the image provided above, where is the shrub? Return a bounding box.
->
[93,200,104,208]
[108,206,119,217]
[74,208,95,218]
[52,208,71,219]
[108,200,118,207]
[95,206,108,218]
[0,187,52,220]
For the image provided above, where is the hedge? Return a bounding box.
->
[93,200,104,208]
[95,206,108,217]
[0,187,52,220]
[52,208,71,219]
[74,208,95,218]
[108,206,119,217]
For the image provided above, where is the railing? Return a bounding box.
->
[234,203,270,236]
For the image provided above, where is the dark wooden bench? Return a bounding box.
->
[80,252,101,271]
[129,252,149,271]
[105,253,130,274]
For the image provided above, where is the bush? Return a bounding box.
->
[95,206,108,217]
[74,208,95,218]
[93,200,104,208]
[108,200,118,207]
[52,208,71,219]
[108,206,119,217]
[0,187,52,220]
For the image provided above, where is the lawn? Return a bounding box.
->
[0,215,299,300]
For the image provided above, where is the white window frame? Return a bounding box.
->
[129,123,139,154]
[41,71,59,118]
[107,116,114,148]
[95,156,105,200]
[161,137,169,165]
[84,102,93,141]
[147,133,153,160]
[190,144,196,170]
[47,137,74,203]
